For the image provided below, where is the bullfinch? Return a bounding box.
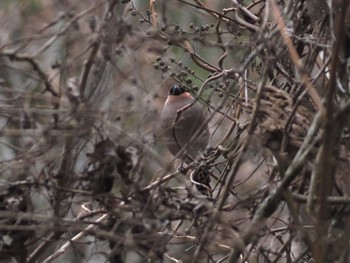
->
[159,83,209,162]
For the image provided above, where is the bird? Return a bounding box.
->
[159,83,211,195]
[159,83,209,162]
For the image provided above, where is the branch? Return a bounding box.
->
[0,50,58,97]
[268,0,323,111]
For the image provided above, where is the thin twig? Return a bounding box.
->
[42,214,109,263]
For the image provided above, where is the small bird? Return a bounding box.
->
[159,83,211,195]
[159,83,209,162]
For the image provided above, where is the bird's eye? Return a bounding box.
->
[169,84,184,96]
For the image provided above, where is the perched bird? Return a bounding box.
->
[159,83,211,195]
[159,83,209,162]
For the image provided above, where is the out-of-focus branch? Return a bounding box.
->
[0,50,58,97]
[268,0,323,112]
[42,214,109,263]
[228,111,323,262]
